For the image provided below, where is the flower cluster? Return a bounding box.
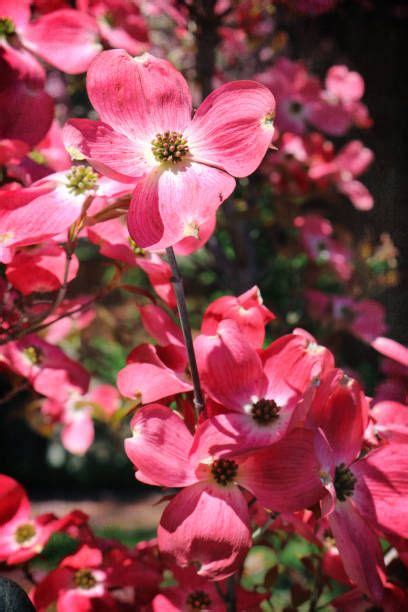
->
[0,1,406,610]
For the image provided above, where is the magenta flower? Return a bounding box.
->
[64,49,276,250]
[195,321,334,451]
[309,369,408,603]
[125,404,324,579]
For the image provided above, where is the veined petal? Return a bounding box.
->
[63,119,150,181]
[23,10,102,75]
[117,361,192,405]
[187,81,275,177]
[308,369,367,466]
[124,404,196,487]
[352,443,408,539]
[127,162,235,251]
[329,500,384,603]
[195,319,268,411]
[238,428,325,512]
[158,482,251,580]
[86,49,192,139]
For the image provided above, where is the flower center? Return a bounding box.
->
[211,458,238,486]
[22,346,43,365]
[0,17,15,38]
[288,100,303,115]
[151,131,189,163]
[74,569,97,590]
[102,11,116,27]
[263,111,275,126]
[334,463,357,501]
[66,165,98,195]
[14,523,36,545]
[0,231,14,244]
[128,236,145,255]
[251,399,280,425]
[186,590,212,610]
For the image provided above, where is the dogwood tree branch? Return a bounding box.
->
[166,247,204,420]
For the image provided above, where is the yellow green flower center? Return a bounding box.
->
[74,568,97,590]
[0,17,15,38]
[151,131,189,164]
[128,237,145,255]
[66,165,98,196]
[251,398,280,425]
[186,590,212,610]
[14,523,36,545]
[211,458,238,486]
[22,346,43,365]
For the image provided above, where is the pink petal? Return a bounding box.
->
[0,0,30,28]
[0,70,54,147]
[192,411,294,457]
[326,65,365,103]
[124,404,196,487]
[261,331,334,406]
[188,80,275,177]
[86,49,192,138]
[158,482,251,580]
[238,428,325,512]
[61,414,94,455]
[371,336,408,367]
[173,214,217,256]
[371,401,408,442]
[352,443,408,539]
[307,100,352,136]
[195,319,267,411]
[0,183,84,249]
[337,179,374,210]
[328,500,384,603]
[24,9,102,74]
[117,361,192,404]
[308,369,367,466]
[139,304,184,347]
[127,162,235,250]
[201,286,275,349]
[0,475,29,525]
[63,119,149,182]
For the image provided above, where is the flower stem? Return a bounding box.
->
[226,575,237,612]
[166,247,204,420]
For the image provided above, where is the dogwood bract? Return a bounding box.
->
[64,49,276,250]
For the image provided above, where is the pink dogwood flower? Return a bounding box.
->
[0,476,81,564]
[295,214,353,281]
[152,564,266,611]
[64,49,275,250]
[0,45,54,148]
[0,0,102,75]
[0,333,90,402]
[125,404,325,579]
[201,285,275,348]
[42,384,120,455]
[78,0,149,56]
[5,243,79,295]
[0,167,134,262]
[32,545,109,611]
[257,57,352,136]
[309,369,408,602]
[195,319,326,449]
